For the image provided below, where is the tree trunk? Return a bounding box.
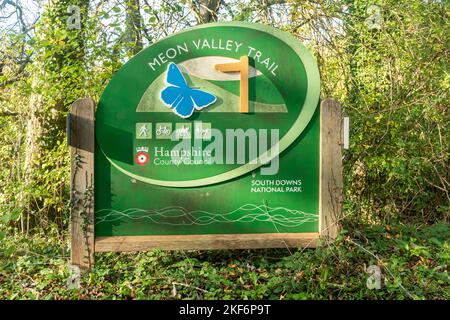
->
[257,0,271,24]
[192,0,221,24]
[22,0,89,231]
[22,74,44,233]
[125,0,143,55]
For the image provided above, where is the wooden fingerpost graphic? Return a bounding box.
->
[215,56,249,113]
[69,98,95,271]
[319,99,343,242]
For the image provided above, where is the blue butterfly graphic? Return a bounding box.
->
[160,63,217,118]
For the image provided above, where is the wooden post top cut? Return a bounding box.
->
[215,56,249,113]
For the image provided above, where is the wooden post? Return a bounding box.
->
[215,56,249,113]
[239,56,249,113]
[319,99,343,242]
[69,98,95,271]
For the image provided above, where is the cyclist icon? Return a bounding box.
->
[156,125,171,136]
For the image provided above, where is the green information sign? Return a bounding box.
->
[94,22,321,240]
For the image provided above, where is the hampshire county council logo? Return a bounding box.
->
[135,147,150,166]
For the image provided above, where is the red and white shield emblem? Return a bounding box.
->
[135,152,149,166]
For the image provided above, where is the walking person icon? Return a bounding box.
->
[139,124,149,137]
[136,123,152,139]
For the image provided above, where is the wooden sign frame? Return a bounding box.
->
[69,98,342,271]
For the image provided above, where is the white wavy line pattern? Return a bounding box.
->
[95,204,318,228]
